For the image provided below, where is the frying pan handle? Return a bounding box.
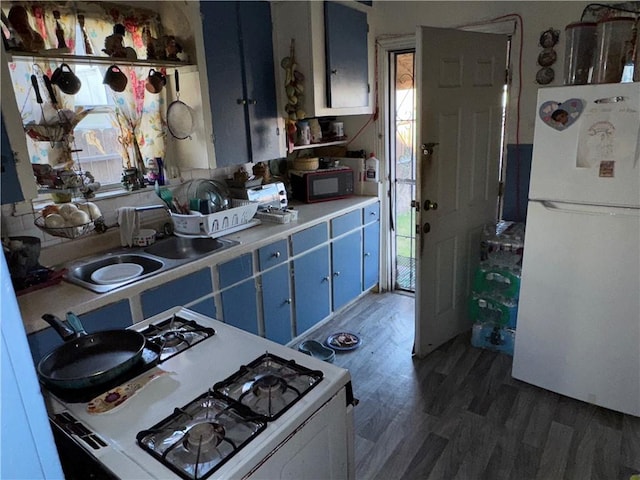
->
[66,312,88,336]
[41,314,77,341]
[30,75,43,104]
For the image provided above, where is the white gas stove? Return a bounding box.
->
[43,307,355,480]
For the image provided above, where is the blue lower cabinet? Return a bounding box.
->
[331,231,362,311]
[364,202,380,224]
[221,278,259,335]
[187,296,217,319]
[27,299,132,364]
[363,221,380,291]
[331,210,361,237]
[291,223,328,255]
[141,268,213,319]
[258,239,288,271]
[218,254,253,288]
[261,264,293,344]
[293,245,331,335]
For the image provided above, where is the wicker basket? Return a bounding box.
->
[34,216,96,239]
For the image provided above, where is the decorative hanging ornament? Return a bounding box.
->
[539,28,560,48]
[536,27,560,85]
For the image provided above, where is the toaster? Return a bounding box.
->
[229,181,288,210]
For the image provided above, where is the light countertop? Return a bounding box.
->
[19,196,378,335]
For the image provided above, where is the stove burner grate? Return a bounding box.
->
[140,316,215,362]
[137,391,265,480]
[213,352,323,420]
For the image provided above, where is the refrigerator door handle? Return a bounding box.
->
[536,200,640,217]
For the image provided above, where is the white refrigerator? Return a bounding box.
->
[512,83,640,416]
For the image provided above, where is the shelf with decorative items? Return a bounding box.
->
[288,138,348,153]
[6,51,192,68]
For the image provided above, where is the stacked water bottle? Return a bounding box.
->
[470,221,525,355]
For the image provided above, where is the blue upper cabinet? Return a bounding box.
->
[324,2,369,109]
[272,1,372,117]
[238,2,281,163]
[1,113,24,205]
[201,1,280,167]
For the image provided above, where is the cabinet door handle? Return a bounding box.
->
[247,99,257,105]
[333,271,341,277]
[272,251,281,259]
[322,276,330,282]
[237,99,247,105]
[331,69,337,75]
[364,252,371,257]
[284,298,292,305]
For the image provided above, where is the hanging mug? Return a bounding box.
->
[145,68,166,94]
[51,63,81,95]
[103,65,127,92]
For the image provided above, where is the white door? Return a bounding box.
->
[414,27,508,357]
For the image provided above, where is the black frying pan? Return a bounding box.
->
[37,313,145,390]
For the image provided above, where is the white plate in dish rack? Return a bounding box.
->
[91,263,144,284]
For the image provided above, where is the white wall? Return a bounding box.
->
[347,0,590,151]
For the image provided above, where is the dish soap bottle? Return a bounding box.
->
[365,153,379,182]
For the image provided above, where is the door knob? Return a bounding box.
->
[421,142,439,156]
[424,200,438,211]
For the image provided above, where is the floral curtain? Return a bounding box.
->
[3,1,166,183]
[106,65,166,170]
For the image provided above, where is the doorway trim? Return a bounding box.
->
[376,34,415,293]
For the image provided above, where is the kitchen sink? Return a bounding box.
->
[65,254,165,293]
[144,236,237,260]
[64,236,239,293]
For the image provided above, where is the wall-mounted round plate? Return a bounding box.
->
[536,67,555,85]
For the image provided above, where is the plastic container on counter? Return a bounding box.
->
[591,17,635,84]
[297,120,311,145]
[564,22,597,85]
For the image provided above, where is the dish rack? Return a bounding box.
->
[170,201,259,237]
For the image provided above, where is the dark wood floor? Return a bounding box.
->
[298,292,640,480]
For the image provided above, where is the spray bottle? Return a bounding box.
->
[365,153,379,182]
